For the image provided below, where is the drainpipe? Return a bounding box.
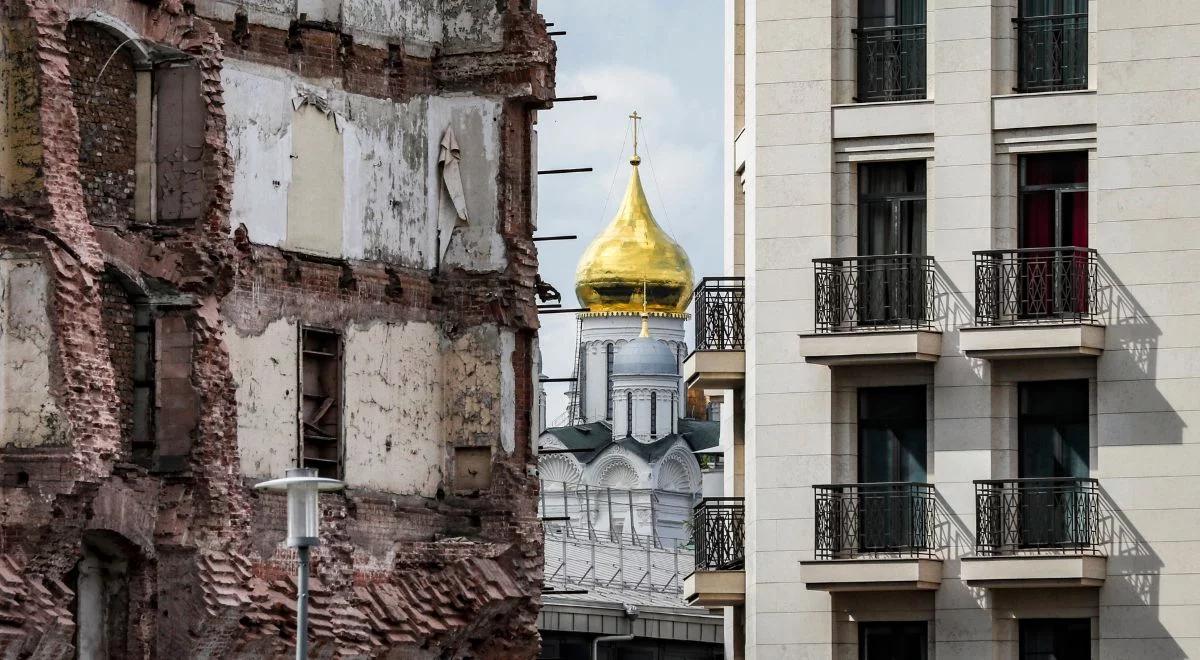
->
[592,605,639,660]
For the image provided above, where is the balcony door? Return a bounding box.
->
[860,621,928,660]
[857,161,927,325]
[857,0,927,101]
[1019,618,1091,660]
[1018,380,1089,549]
[857,386,927,553]
[1019,152,1088,319]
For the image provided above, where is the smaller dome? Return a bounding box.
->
[613,336,678,376]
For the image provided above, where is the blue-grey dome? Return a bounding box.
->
[613,337,678,376]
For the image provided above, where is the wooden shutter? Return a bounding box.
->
[155,64,207,222]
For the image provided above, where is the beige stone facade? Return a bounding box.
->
[702,0,1200,658]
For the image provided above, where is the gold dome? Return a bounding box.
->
[575,159,694,313]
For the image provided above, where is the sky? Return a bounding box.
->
[535,1,724,425]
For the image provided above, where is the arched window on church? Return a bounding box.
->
[651,392,658,438]
[606,343,614,420]
[626,391,633,437]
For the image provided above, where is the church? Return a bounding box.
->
[537,125,719,544]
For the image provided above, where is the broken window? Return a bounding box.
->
[300,327,342,478]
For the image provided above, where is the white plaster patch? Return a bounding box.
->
[0,257,61,447]
[223,62,293,247]
[342,321,444,495]
[499,329,515,454]
[229,318,298,478]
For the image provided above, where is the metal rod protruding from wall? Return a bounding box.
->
[296,546,311,659]
[538,167,593,175]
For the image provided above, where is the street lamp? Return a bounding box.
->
[255,468,345,659]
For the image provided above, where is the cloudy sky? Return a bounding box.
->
[535,1,724,424]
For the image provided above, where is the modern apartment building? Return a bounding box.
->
[684,0,1200,658]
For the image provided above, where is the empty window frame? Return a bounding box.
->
[300,327,343,478]
[650,391,658,438]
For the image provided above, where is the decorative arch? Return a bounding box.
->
[656,445,701,493]
[538,455,583,487]
[594,456,640,490]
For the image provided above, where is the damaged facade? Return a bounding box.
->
[0,0,553,657]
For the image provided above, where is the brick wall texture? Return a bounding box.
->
[0,0,555,658]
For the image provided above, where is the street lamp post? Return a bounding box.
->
[255,468,345,659]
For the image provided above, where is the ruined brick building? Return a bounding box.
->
[0,0,554,657]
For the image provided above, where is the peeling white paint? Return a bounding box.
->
[225,60,508,273]
[229,318,298,479]
[499,329,515,454]
[343,321,443,495]
[224,62,293,248]
[0,256,61,447]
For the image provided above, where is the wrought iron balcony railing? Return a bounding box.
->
[693,497,745,571]
[1016,14,1087,93]
[973,247,1098,325]
[691,277,745,351]
[814,255,935,332]
[975,478,1101,555]
[814,482,936,560]
[855,24,927,102]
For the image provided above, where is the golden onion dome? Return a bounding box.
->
[575,157,694,314]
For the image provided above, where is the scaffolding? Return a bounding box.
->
[540,479,697,596]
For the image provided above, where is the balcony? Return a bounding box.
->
[963,478,1106,588]
[800,255,941,366]
[684,497,745,607]
[683,278,745,390]
[961,247,1104,359]
[801,483,942,592]
[855,24,927,103]
[1016,13,1087,93]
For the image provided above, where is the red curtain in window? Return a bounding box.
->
[1020,153,1088,316]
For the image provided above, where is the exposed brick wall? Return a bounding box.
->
[0,0,554,657]
[100,275,135,447]
[67,22,137,228]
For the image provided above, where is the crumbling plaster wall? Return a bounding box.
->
[0,254,61,447]
[229,318,297,478]
[224,59,503,271]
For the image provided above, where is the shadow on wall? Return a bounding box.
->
[931,490,979,564]
[1098,488,1186,659]
[1094,259,1184,446]
[931,262,976,332]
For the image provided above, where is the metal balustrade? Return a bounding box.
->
[691,277,745,351]
[973,247,1098,325]
[693,498,745,571]
[1016,14,1087,92]
[814,255,936,332]
[814,482,937,560]
[975,478,1101,555]
[855,24,927,102]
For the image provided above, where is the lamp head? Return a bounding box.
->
[255,468,345,548]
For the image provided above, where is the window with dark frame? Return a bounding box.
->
[854,161,928,325]
[605,343,614,420]
[1019,618,1091,660]
[859,621,928,660]
[650,391,658,438]
[300,327,343,479]
[1018,152,1089,319]
[856,386,928,553]
[1017,380,1090,550]
[1016,0,1087,92]
[856,0,927,102]
[626,391,633,437]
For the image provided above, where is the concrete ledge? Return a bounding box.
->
[992,90,1096,131]
[832,99,933,139]
[684,350,745,390]
[958,324,1104,359]
[961,555,1107,588]
[684,569,745,607]
[799,330,941,366]
[800,558,942,592]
